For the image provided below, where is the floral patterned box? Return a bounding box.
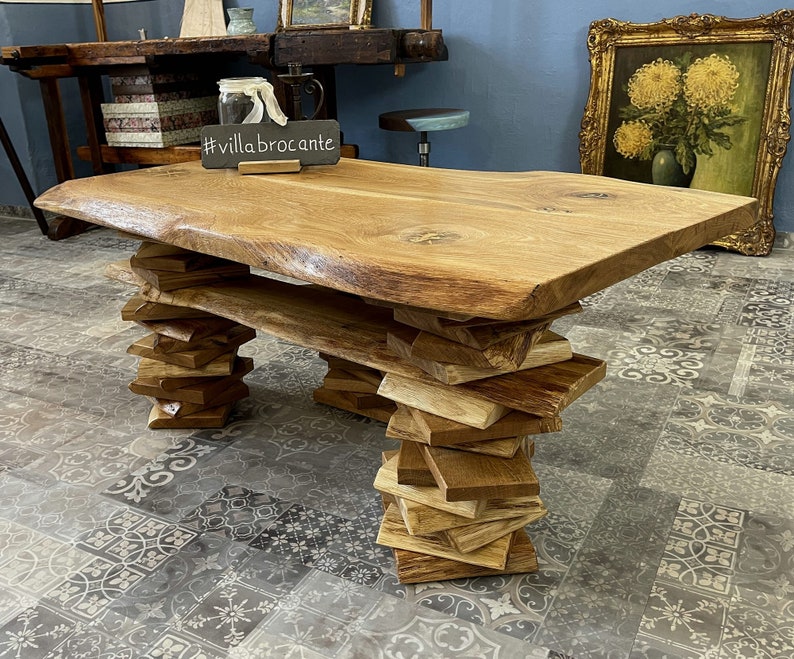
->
[101,96,218,148]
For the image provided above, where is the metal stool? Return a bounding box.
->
[378,108,469,167]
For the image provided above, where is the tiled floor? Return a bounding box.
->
[0,216,792,658]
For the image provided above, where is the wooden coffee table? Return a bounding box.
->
[36,158,757,583]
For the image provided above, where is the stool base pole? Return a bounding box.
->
[418,131,430,167]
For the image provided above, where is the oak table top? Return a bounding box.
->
[35,159,758,321]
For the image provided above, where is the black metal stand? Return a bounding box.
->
[0,116,49,235]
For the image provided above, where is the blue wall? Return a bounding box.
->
[2,0,793,232]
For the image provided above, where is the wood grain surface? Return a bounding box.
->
[36,159,757,320]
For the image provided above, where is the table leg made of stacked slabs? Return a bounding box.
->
[111,240,257,430]
[316,300,606,584]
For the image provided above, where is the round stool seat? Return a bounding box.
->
[379,108,470,133]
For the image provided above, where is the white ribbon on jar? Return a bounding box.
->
[217,77,288,126]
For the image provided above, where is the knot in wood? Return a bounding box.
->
[401,229,461,245]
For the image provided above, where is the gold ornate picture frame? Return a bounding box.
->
[579,12,794,255]
[278,0,373,30]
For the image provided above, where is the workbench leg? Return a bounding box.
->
[39,77,94,241]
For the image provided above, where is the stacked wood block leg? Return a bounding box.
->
[121,241,256,429]
[357,301,604,583]
[313,354,396,423]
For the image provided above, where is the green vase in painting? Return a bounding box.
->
[651,149,696,188]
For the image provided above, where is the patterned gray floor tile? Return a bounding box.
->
[0,603,78,659]
[181,485,292,542]
[640,450,794,519]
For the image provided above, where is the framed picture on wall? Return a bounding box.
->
[278,0,373,30]
[579,11,794,255]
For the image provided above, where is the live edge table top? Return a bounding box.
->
[35,158,757,321]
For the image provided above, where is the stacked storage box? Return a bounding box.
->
[101,67,218,147]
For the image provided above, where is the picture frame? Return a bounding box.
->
[278,0,373,31]
[579,11,794,255]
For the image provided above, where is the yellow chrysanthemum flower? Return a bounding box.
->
[683,53,740,111]
[627,58,681,111]
[613,121,654,159]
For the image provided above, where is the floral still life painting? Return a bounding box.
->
[612,53,746,187]
[601,42,770,196]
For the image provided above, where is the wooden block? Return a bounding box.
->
[464,354,606,417]
[322,369,381,394]
[121,294,217,321]
[394,301,581,350]
[388,405,561,446]
[376,505,512,570]
[319,354,381,372]
[130,257,250,292]
[149,381,249,417]
[128,327,255,369]
[421,445,539,502]
[238,159,302,174]
[347,391,394,410]
[378,373,509,430]
[129,357,254,403]
[373,456,484,519]
[137,316,240,343]
[152,324,255,353]
[133,246,225,273]
[397,494,543,535]
[388,327,572,384]
[147,402,233,429]
[136,352,236,380]
[396,440,435,487]
[450,435,524,458]
[312,386,396,423]
[393,530,538,583]
[409,327,542,370]
[136,241,192,259]
[442,508,547,553]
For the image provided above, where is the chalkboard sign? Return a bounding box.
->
[200,120,341,169]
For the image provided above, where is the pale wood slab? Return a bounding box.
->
[393,530,538,583]
[421,445,539,502]
[409,328,541,370]
[387,327,573,384]
[373,456,484,519]
[138,316,241,343]
[394,301,582,349]
[378,373,509,430]
[127,326,255,369]
[397,494,543,535]
[121,294,216,321]
[312,386,396,423]
[405,406,562,445]
[148,381,249,418]
[152,325,254,353]
[179,0,226,37]
[129,357,254,403]
[443,508,547,553]
[130,257,250,292]
[376,505,511,570]
[136,352,236,379]
[147,402,233,429]
[36,159,758,321]
[396,440,435,487]
[322,369,381,394]
[387,407,525,457]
